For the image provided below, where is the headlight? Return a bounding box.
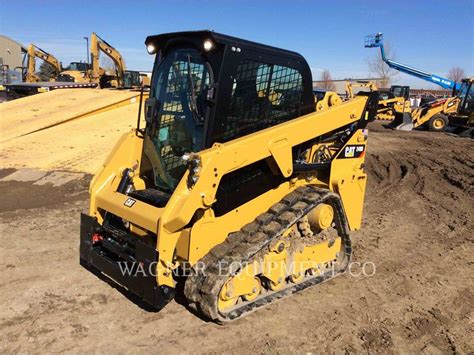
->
[203,39,213,52]
[146,44,156,54]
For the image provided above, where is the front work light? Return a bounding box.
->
[146,44,156,54]
[203,40,213,52]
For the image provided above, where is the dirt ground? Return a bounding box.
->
[0,122,472,353]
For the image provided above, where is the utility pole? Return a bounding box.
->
[84,36,89,65]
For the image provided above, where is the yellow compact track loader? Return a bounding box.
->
[80,31,379,322]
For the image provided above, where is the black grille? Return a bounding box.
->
[57,74,75,82]
[218,60,303,142]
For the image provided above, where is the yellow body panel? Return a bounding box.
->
[329,129,368,230]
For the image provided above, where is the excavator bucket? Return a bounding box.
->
[388,112,414,131]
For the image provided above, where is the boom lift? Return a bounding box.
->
[365,33,460,91]
[80,31,379,322]
[25,44,61,83]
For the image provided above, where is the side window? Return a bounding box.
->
[220,60,303,142]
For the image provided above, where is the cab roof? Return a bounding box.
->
[145,30,306,62]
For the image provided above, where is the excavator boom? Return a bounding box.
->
[26,44,61,83]
[90,32,126,87]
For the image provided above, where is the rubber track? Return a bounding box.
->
[184,185,352,323]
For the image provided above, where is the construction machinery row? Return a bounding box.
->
[1,32,145,100]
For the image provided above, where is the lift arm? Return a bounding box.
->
[26,44,61,83]
[365,33,461,91]
[90,32,126,87]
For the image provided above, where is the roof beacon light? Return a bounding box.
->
[203,39,213,52]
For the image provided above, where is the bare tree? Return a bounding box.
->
[447,66,465,82]
[367,42,397,88]
[319,69,336,91]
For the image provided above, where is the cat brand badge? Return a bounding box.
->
[338,145,366,159]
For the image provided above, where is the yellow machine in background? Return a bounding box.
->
[393,78,474,132]
[346,79,474,133]
[58,32,136,88]
[25,44,61,83]
[90,32,126,87]
[57,61,92,84]
[346,81,410,121]
[80,31,379,323]
[377,86,411,121]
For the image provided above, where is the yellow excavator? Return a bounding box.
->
[25,44,61,83]
[80,31,379,323]
[58,32,130,88]
[90,32,126,87]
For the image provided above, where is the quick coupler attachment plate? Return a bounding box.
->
[79,213,174,311]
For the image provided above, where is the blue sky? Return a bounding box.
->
[1,0,473,88]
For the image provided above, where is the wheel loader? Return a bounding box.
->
[80,30,379,322]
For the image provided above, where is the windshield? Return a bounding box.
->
[457,81,474,114]
[143,48,211,191]
[66,62,89,71]
[457,82,471,100]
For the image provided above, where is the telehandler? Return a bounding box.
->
[80,31,379,322]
